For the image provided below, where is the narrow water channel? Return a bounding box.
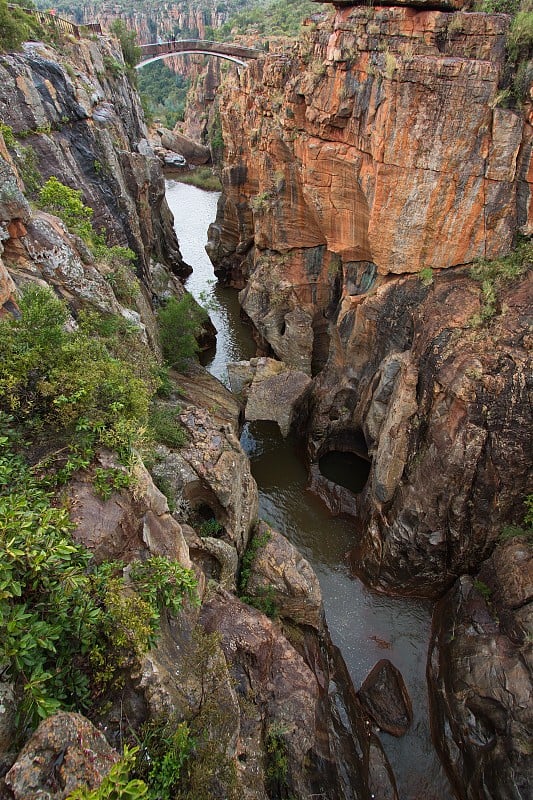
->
[165,178,454,800]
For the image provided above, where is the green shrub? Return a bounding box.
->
[38,176,94,243]
[469,239,532,326]
[198,518,223,537]
[157,294,207,370]
[239,525,271,594]
[148,405,187,448]
[135,719,194,800]
[0,285,150,463]
[110,19,141,69]
[0,434,199,731]
[67,746,148,799]
[0,0,45,53]
[419,267,434,286]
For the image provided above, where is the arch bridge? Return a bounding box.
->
[137,40,262,68]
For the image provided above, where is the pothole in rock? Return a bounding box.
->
[318,429,371,494]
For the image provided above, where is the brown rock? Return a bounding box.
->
[4,712,119,799]
[358,659,413,737]
[245,521,323,629]
[157,127,211,165]
[428,542,533,800]
[228,356,312,435]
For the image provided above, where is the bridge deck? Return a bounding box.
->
[139,40,262,64]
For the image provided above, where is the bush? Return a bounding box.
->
[0,285,150,462]
[38,176,94,243]
[0,435,199,732]
[149,405,187,448]
[157,294,207,370]
[0,0,44,52]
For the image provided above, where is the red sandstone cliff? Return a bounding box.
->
[207,4,532,595]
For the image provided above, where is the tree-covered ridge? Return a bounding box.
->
[138,60,190,128]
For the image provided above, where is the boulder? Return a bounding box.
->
[227,356,311,436]
[157,127,210,165]
[4,713,119,799]
[358,659,413,737]
[245,521,323,629]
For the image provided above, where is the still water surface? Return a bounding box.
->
[165,179,453,800]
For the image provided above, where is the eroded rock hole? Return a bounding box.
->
[319,429,371,494]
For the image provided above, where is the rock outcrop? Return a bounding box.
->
[228,356,311,436]
[4,713,119,800]
[428,535,533,799]
[208,5,533,594]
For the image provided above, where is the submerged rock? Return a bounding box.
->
[358,659,412,737]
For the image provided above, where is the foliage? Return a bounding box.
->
[499,495,533,542]
[0,285,150,466]
[419,267,434,286]
[135,719,195,800]
[157,294,207,370]
[198,517,223,537]
[214,0,327,40]
[38,176,94,243]
[129,555,199,618]
[93,467,131,500]
[508,10,533,59]
[265,723,289,793]
[473,579,492,601]
[148,405,187,448]
[239,525,271,593]
[103,55,125,79]
[0,437,102,727]
[137,60,191,129]
[0,430,198,733]
[0,0,45,52]
[174,166,222,192]
[67,746,148,799]
[100,246,140,306]
[110,19,141,69]
[0,121,16,148]
[469,238,532,326]
[209,110,224,162]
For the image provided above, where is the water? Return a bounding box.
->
[165,179,454,800]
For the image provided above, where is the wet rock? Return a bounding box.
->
[245,521,323,629]
[228,356,311,436]
[428,537,533,800]
[358,659,413,737]
[4,712,119,799]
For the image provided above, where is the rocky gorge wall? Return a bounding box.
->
[205,4,532,798]
[0,25,403,800]
[208,3,532,592]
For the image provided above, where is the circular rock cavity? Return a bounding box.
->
[318,428,371,494]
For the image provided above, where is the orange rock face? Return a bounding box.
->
[208,8,532,369]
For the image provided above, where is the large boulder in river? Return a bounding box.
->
[428,536,533,800]
[358,659,412,737]
[227,356,311,436]
[157,127,211,165]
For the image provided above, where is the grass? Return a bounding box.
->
[172,167,222,192]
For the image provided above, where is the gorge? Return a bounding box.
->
[0,2,532,800]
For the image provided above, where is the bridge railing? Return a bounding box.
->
[7,6,102,39]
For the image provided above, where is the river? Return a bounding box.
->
[165,178,454,800]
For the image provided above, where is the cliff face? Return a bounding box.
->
[207,5,532,595]
[0,36,186,284]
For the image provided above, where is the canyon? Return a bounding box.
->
[0,2,532,799]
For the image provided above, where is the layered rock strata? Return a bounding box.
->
[208,5,532,593]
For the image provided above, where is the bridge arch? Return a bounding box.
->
[137,40,261,69]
